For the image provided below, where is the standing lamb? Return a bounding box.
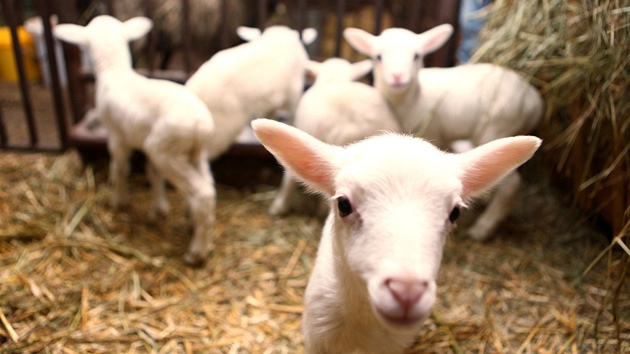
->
[343,24,544,241]
[185,25,317,160]
[269,57,401,216]
[54,16,216,265]
[251,118,541,353]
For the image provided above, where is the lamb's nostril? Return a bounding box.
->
[392,73,402,83]
[385,278,427,311]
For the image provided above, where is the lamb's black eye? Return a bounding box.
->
[449,206,460,223]
[414,53,420,61]
[337,196,353,217]
[376,54,382,61]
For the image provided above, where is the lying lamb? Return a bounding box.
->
[269,57,401,216]
[344,24,544,241]
[252,118,541,354]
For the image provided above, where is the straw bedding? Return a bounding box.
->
[0,149,627,353]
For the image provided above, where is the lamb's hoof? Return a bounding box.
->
[149,202,170,221]
[110,196,129,210]
[269,199,290,216]
[466,223,493,241]
[183,251,207,267]
[183,243,214,267]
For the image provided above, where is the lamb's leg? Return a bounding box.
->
[146,160,170,220]
[269,171,297,216]
[186,152,216,264]
[151,154,216,265]
[185,180,216,265]
[467,171,521,241]
[107,138,131,209]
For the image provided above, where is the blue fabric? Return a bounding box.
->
[457,0,493,63]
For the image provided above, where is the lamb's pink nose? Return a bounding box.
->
[392,73,403,84]
[385,278,427,312]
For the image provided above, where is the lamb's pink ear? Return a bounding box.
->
[456,136,542,200]
[305,60,322,78]
[351,59,373,80]
[343,27,376,56]
[252,119,340,197]
[416,24,454,55]
[123,17,153,42]
[53,24,89,46]
[237,26,261,42]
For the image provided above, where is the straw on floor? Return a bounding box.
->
[0,148,627,353]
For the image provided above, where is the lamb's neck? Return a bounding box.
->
[90,48,135,77]
[378,80,421,122]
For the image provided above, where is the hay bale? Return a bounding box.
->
[471,0,629,237]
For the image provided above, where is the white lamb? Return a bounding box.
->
[344,24,544,241]
[269,57,401,216]
[185,25,317,160]
[54,16,216,265]
[252,118,541,353]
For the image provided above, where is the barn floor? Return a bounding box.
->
[0,147,628,353]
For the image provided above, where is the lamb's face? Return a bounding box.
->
[331,135,462,329]
[371,29,424,92]
[343,25,453,95]
[53,15,152,71]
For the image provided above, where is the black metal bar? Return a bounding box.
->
[1,0,39,146]
[408,0,422,32]
[373,0,384,34]
[258,0,268,28]
[182,0,192,73]
[56,0,85,125]
[105,0,115,16]
[144,0,157,74]
[39,0,69,149]
[0,102,7,148]
[296,0,307,32]
[434,0,459,67]
[219,0,230,50]
[335,0,346,57]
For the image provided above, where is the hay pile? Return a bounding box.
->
[473,0,630,233]
[0,150,627,352]
[472,0,629,237]
[472,3,629,350]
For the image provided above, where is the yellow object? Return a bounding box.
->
[0,26,41,82]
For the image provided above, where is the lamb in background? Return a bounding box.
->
[54,15,216,265]
[185,25,317,160]
[268,57,401,216]
[252,118,541,353]
[344,24,544,241]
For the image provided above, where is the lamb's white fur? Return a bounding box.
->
[54,15,216,265]
[185,25,317,160]
[269,57,401,216]
[344,25,545,240]
[252,118,541,354]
